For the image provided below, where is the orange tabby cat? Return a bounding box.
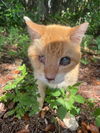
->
[24,16,88,130]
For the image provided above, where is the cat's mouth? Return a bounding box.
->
[47,78,64,84]
[36,73,65,85]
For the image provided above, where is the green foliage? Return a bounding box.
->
[45,86,100,127]
[0,0,25,27]
[81,35,100,53]
[0,64,99,127]
[45,83,84,119]
[93,108,100,127]
[0,64,39,118]
[0,0,99,36]
[80,35,100,65]
[80,58,89,65]
[0,27,30,59]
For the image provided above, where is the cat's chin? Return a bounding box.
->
[39,78,64,85]
[47,80,65,89]
[35,73,65,87]
[38,78,64,88]
[48,79,64,84]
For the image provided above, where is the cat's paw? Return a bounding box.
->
[63,116,79,131]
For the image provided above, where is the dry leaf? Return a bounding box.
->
[23,114,30,121]
[0,103,6,112]
[17,125,29,133]
[7,75,14,80]
[11,70,20,74]
[16,129,29,133]
[44,124,55,132]
[77,129,83,133]
[39,106,49,118]
[78,121,100,133]
[87,124,99,133]
[56,117,66,128]
[40,110,46,118]
[80,121,89,133]
[42,106,49,111]
[92,80,100,85]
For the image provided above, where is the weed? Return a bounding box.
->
[0,64,39,118]
[0,64,99,126]
[45,83,84,119]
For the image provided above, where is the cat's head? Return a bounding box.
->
[24,16,88,85]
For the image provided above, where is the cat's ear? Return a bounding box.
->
[70,23,89,43]
[24,16,45,40]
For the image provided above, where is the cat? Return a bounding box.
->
[24,16,88,131]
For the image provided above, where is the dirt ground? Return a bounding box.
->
[0,55,100,133]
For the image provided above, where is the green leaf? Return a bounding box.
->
[50,90,61,97]
[7,109,15,116]
[75,95,85,103]
[4,82,16,90]
[60,89,65,96]
[81,58,89,65]
[73,82,81,87]
[67,97,75,106]
[0,95,7,102]
[70,108,78,115]
[93,108,100,117]
[57,106,67,120]
[69,88,78,95]
[95,115,100,127]
[65,102,72,110]
[8,51,17,56]
[56,98,65,105]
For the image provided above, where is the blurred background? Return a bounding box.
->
[0,0,100,63]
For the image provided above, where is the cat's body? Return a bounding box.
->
[24,16,88,131]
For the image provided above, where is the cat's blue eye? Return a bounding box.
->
[60,56,71,66]
[39,55,45,64]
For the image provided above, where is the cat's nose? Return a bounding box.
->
[46,76,55,81]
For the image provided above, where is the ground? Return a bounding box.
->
[0,54,100,133]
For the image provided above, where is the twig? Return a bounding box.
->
[82,48,99,56]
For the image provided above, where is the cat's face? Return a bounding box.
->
[24,16,88,85]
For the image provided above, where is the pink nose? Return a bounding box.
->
[45,76,55,81]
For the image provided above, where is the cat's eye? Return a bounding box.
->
[39,55,45,64]
[60,56,71,66]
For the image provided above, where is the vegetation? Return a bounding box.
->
[0,65,99,126]
[0,65,39,118]
[0,0,100,129]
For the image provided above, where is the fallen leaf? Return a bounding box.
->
[56,117,66,128]
[92,80,100,85]
[11,70,20,74]
[44,124,55,132]
[23,114,30,121]
[77,129,83,133]
[39,106,49,118]
[17,125,29,133]
[16,129,29,133]
[87,124,99,133]
[42,106,49,111]
[0,103,6,112]
[7,102,15,109]
[79,121,100,133]
[80,121,89,133]
[39,110,46,118]
[6,75,14,80]
[81,121,88,129]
